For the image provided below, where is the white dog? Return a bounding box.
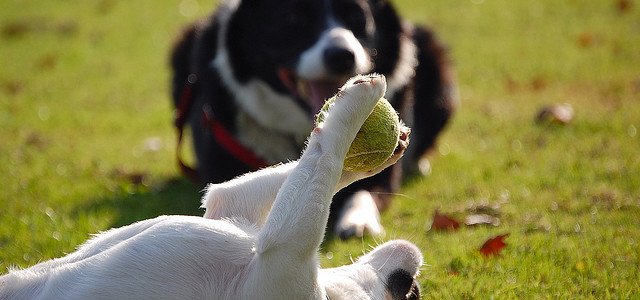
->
[0,74,422,300]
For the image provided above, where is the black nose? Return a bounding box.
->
[323,46,355,74]
[387,269,420,300]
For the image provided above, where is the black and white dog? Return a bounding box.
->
[2,75,422,299]
[171,0,456,238]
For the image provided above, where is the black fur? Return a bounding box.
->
[170,0,456,236]
[387,268,420,300]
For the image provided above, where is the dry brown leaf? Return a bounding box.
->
[465,214,500,227]
[536,103,574,125]
[617,0,632,12]
[479,234,509,257]
[431,210,460,231]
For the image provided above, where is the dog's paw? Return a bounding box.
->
[376,124,410,171]
[339,74,386,100]
[334,190,384,239]
[337,125,410,190]
[325,74,386,126]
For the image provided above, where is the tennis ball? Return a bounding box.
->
[316,95,401,172]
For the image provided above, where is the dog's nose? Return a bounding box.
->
[387,269,420,300]
[324,46,355,74]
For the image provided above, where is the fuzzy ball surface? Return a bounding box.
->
[316,96,401,172]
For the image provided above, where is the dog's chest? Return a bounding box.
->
[236,111,308,163]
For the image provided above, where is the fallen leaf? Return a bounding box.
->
[464,201,503,216]
[430,210,460,231]
[577,32,595,48]
[465,214,500,227]
[617,0,632,12]
[1,21,31,38]
[36,54,58,71]
[536,103,574,125]
[531,76,547,91]
[25,131,49,150]
[479,233,509,257]
[1,19,77,39]
[2,80,24,96]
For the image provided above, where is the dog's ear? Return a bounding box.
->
[367,0,404,76]
[369,0,392,10]
[369,0,400,21]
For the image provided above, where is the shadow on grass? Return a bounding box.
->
[78,177,204,229]
[79,176,368,246]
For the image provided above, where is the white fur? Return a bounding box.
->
[235,111,304,164]
[0,75,422,300]
[213,50,312,145]
[385,21,419,98]
[209,0,420,237]
[212,0,312,146]
[297,26,373,80]
[334,190,384,238]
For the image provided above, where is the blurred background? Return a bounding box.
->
[1,0,638,297]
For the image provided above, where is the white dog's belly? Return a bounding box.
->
[2,216,257,299]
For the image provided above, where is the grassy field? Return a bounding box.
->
[1,0,639,298]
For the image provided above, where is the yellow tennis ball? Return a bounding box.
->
[316,95,401,172]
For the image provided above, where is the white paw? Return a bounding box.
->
[336,125,410,191]
[334,190,384,239]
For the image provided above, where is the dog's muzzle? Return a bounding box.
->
[277,68,350,118]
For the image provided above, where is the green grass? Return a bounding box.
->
[1,0,639,298]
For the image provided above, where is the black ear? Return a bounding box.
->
[368,0,403,76]
[386,269,420,300]
[370,0,392,10]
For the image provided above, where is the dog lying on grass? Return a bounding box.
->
[0,74,422,299]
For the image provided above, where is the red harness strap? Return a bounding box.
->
[174,78,200,182]
[174,76,269,182]
[202,111,269,170]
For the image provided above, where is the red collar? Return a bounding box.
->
[201,106,270,170]
[174,76,269,182]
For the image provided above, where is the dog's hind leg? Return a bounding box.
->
[20,216,173,273]
[202,161,298,225]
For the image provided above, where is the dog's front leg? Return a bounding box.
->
[248,75,385,293]
[202,138,408,227]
